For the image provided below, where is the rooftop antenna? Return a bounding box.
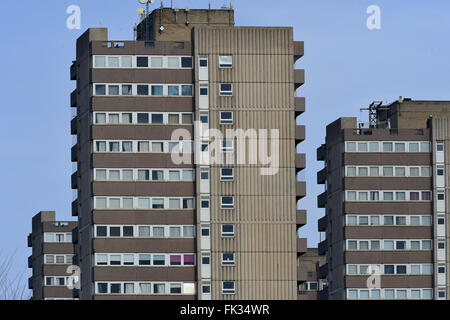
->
[138,0,155,40]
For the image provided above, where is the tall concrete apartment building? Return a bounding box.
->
[70,6,307,300]
[317,99,450,300]
[28,211,77,300]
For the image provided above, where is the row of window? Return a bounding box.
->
[94,168,195,182]
[45,277,72,287]
[346,166,432,177]
[347,288,433,300]
[43,233,72,243]
[345,141,431,153]
[95,225,195,238]
[95,253,195,267]
[95,282,195,295]
[346,264,433,275]
[44,255,74,265]
[94,112,193,125]
[94,197,195,210]
[94,84,193,97]
[94,140,194,153]
[346,239,432,251]
[346,215,433,226]
[346,190,432,202]
[94,55,193,69]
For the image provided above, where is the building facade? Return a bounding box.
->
[317,99,450,300]
[28,211,77,300]
[297,248,326,300]
[70,7,307,300]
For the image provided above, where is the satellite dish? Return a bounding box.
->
[137,7,144,15]
[138,0,148,4]
[185,6,190,11]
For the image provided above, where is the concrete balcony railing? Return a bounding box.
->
[297,266,308,283]
[318,239,328,256]
[70,61,76,81]
[72,199,78,217]
[294,41,304,61]
[318,263,328,279]
[71,117,78,135]
[317,191,327,208]
[71,145,77,162]
[318,215,328,232]
[317,167,327,184]
[296,210,307,228]
[294,69,305,89]
[297,238,307,256]
[295,153,306,173]
[71,171,78,190]
[70,89,77,108]
[295,125,306,144]
[296,182,306,200]
[294,97,305,117]
[317,144,326,161]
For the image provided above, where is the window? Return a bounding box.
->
[181,85,193,96]
[384,240,394,250]
[221,224,235,237]
[110,255,121,266]
[409,142,419,152]
[421,142,430,152]
[168,85,179,96]
[151,57,163,68]
[95,84,106,95]
[358,143,368,152]
[181,57,193,68]
[347,241,357,250]
[137,56,148,68]
[122,56,132,68]
[200,87,208,96]
[199,58,208,67]
[97,283,108,294]
[139,254,151,266]
[383,142,393,152]
[169,227,181,238]
[396,241,406,250]
[410,192,420,201]
[151,85,163,96]
[220,168,234,181]
[395,167,406,176]
[222,281,235,294]
[137,85,149,96]
[346,142,356,152]
[220,111,233,124]
[358,167,368,177]
[110,283,122,294]
[383,192,394,201]
[371,216,380,225]
[371,240,380,250]
[153,283,166,294]
[222,253,235,266]
[383,167,394,177]
[167,57,179,68]
[221,196,234,209]
[95,56,106,68]
[96,226,107,237]
[347,167,356,177]
[108,85,119,96]
[219,55,233,68]
[222,140,233,152]
[170,283,182,294]
[220,83,233,96]
[395,143,406,152]
[370,167,379,176]
[96,113,106,124]
[369,142,379,152]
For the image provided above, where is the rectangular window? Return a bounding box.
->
[181,57,193,68]
[181,85,193,96]
[151,57,163,68]
[220,111,234,124]
[167,57,179,68]
[221,196,234,209]
[219,55,233,68]
[137,85,149,96]
[369,142,379,152]
[139,254,151,266]
[94,56,106,68]
[221,224,235,237]
[95,84,106,96]
[382,142,393,152]
[222,281,236,294]
[409,142,419,152]
[220,83,233,96]
[222,253,235,266]
[221,168,234,181]
[168,85,180,96]
[137,56,149,68]
[151,85,163,96]
[222,140,233,152]
[346,142,356,152]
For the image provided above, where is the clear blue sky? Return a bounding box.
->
[0,0,449,294]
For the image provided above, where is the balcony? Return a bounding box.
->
[27,234,32,247]
[293,41,304,61]
[317,167,327,184]
[72,254,79,265]
[295,125,306,144]
[70,89,77,108]
[72,227,78,244]
[71,171,78,189]
[318,263,328,279]
[71,117,78,135]
[70,61,77,80]
[297,238,307,256]
[296,182,306,200]
[318,215,327,232]
[318,287,329,300]
[317,144,326,161]
[296,210,307,228]
[295,153,306,173]
[71,145,77,162]
[317,191,327,208]
[297,266,308,283]
[28,277,33,290]
[294,69,305,89]
[72,199,78,217]
[294,97,305,117]
[318,239,328,256]
[28,256,32,269]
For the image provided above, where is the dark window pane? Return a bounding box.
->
[152,114,163,124]
[137,113,149,124]
[123,226,134,237]
[137,57,148,67]
[96,226,107,237]
[181,57,193,68]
